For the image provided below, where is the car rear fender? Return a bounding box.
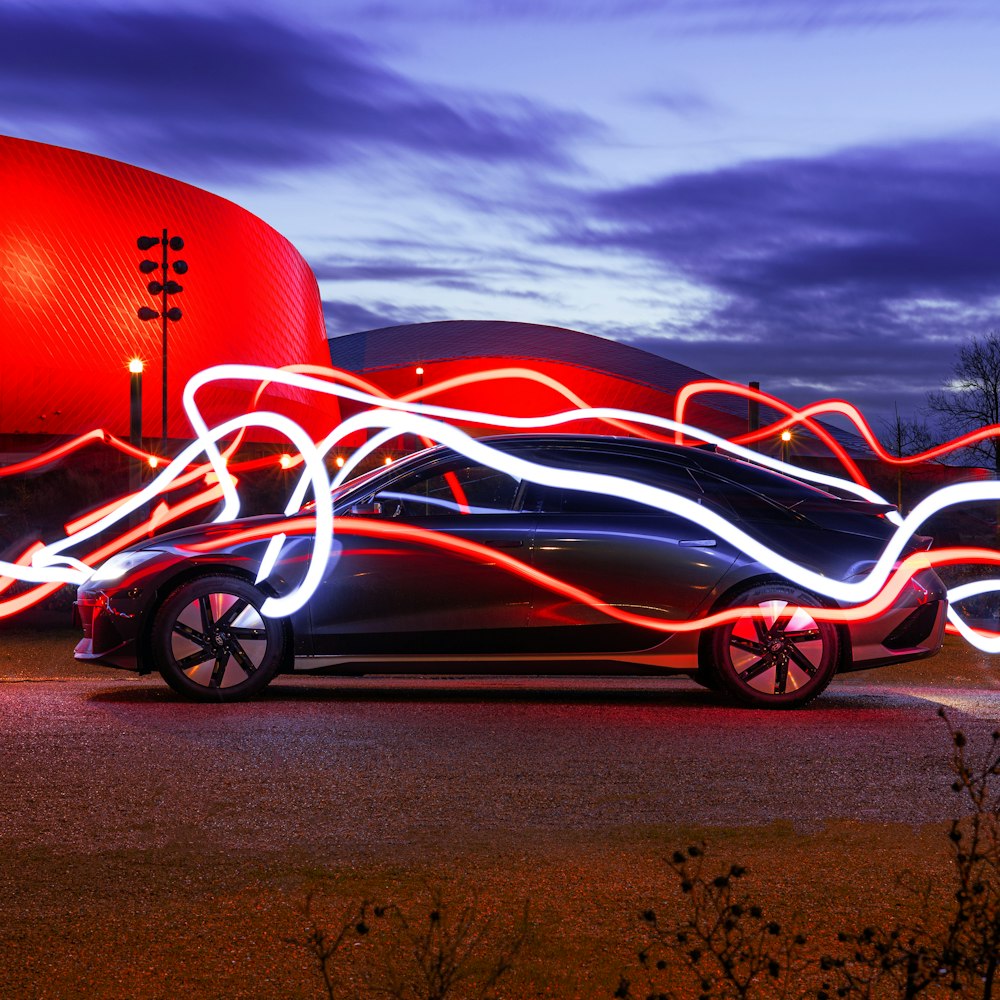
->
[697,572,852,675]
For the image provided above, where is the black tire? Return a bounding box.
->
[706,583,840,709]
[150,573,287,702]
[689,667,721,691]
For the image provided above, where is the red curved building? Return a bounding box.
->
[0,135,332,442]
[327,322,977,516]
[328,320,808,448]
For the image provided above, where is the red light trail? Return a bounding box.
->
[2,362,999,653]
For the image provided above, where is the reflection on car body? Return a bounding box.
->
[75,434,947,707]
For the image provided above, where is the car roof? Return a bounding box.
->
[481,433,734,474]
[484,432,695,458]
[471,433,840,501]
[341,432,838,506]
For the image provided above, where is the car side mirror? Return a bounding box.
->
[349,498,382,516]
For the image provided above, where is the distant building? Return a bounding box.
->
[327,319,873,459]
[328,320,992,532]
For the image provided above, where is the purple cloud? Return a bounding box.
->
[351,0,995,32]
[579,141,1000,304]
[635,89,726,119]
[559,139,1000,422]
[0,5,594,180]
[324,300,447,336]
[313,260,473,285]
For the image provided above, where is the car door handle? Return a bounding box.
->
[679,538,717,547]
[485,539,524,548]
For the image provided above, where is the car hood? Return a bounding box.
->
[134,513,290,552]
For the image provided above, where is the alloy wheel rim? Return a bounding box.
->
[169,591,269,689]
[727,599,824,696]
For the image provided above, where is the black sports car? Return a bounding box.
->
[74,434,947,707]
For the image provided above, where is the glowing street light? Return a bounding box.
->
[128,358,143,448]
[780,429,792,464]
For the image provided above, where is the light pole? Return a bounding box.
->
[129,358,143,448]
[748,380,760,453]
[137,231,188,447]
[128,358,144,509]
[780,429,792,465]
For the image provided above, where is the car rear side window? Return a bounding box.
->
[691,470,798,523]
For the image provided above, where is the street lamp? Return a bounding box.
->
[780,429,792,465]
[136,230,188,445]
[128,358,144,508]
[128,358,143,448]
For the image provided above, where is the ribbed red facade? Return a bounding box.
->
[0,136,332,440]
[330,321,775,447]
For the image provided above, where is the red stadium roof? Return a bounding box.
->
[328,320,875,458]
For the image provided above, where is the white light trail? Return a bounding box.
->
[4,361,999,653]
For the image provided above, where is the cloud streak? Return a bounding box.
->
[560,139,1000,420]
[579,140,1000,303]
[0,5,594,180]
[323,300,448,336]
[349,0,997,32]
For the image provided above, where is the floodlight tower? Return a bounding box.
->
[137,231,188,445]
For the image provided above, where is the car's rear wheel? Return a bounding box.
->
[150,574,286,702]
[707,583,839,709]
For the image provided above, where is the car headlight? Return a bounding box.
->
[89,548,166,584]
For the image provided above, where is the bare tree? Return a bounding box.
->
[376,889,530,1000]
[285,895,373,1000]
[928,331,1000,475]
[617,713,1000,1000]
[880,404,936,514]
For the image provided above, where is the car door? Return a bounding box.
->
[306,455,539,654]
[521,455,740,653]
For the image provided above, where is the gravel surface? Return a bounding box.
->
[1,630,999,997]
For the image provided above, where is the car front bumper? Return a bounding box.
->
[74,587,150,672]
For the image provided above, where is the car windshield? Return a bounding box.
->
[295,462,407,513]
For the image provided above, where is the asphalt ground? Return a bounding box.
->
[1,629,999,998]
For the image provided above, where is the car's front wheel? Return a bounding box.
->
[707,583,840,709]
[150,573,287,702]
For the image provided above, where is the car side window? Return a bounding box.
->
[520,451,707,515]
[376,463,522,517]
[526,484,657,514]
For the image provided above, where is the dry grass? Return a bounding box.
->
[0,820,959,998]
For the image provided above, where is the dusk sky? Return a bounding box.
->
[3,0,1000,428]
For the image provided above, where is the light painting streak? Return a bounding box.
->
[676,380,1000,480]
[674,380,868,485]
[4,362,1000,653]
